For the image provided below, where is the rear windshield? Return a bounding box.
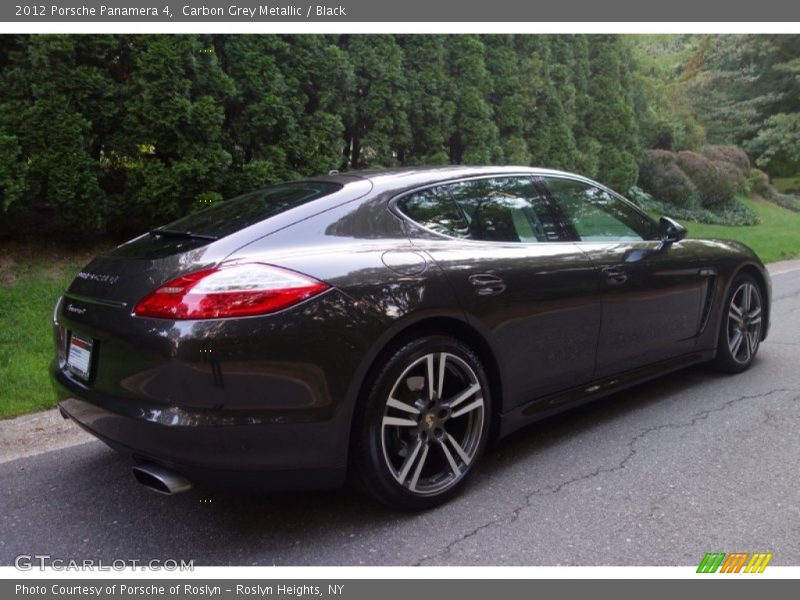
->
[161,181,342,238]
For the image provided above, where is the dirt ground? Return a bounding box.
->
[0,239,115,285]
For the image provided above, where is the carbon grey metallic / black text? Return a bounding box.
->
[52,166,771,509]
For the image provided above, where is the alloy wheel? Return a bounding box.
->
[727,282,762,364]
[380,352,485,496]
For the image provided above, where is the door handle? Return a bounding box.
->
[468,273,507,296]
[601,265,628,286]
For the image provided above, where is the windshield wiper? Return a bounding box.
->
[149,228,219,241]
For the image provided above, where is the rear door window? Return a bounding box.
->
[448,177,561,242]
[398,176,562,243]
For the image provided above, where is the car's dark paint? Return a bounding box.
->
[52,166,771,491]
[571,239,710,376]
[404,235,602,406]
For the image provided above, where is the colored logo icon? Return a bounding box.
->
[697,552,773,573]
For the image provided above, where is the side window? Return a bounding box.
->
[398,186,470,238]
[543,177,659,242]
[448,177,561,243]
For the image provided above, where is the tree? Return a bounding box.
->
[0,36,114,232]
[398,35,453,164]
[0,132,27,213]
[121,35,234,229]
[484,35,530,165]
[585,35,640,192]
[743,51,800,174]
[567,35,602,178]
[398,35,455,164]
[277,35,351,175]
[746,112,800,175]
[524,37,580,170]
[342,35,410,168]
[216,35,298,188]
[444,36,500,164]
[683,35,800,176]
[6,33,790,239]
[625,35,706,152]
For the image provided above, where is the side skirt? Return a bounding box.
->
[497,350,716,438]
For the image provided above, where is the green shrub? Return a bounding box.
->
[675,151,742,209]
[748,168,776,199]
[772,193,800,212]
[702,145,751,176]
[628,186,760,226]
[714,200,762,226]
[638,150,699,208]
[0,133,27,213]
[714,160,747,198]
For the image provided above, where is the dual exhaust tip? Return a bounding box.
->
[132,463,192,495]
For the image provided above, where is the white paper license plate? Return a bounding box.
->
[67,334,93,380]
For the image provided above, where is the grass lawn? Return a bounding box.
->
[0,241,111,419]
[681,197,800,264]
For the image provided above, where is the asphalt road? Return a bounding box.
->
[2,265,800,567]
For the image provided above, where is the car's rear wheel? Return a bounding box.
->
[353,335,491,510]
[713,274,763,373]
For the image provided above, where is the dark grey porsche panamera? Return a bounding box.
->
[52,166,771,509]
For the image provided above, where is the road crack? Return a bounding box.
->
[413,387,793,565]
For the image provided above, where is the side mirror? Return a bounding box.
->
[659,216,687,246]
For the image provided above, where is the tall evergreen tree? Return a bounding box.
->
[0,36,117,232]
[0,131,26,213]
[0,37,28,216]
[484,35,530,165]
[444,36,500,164]
[585,35,640,192]
[399,35,453,164]
[549,36,579,135]
[121,35,234,228]
[342,35,410,168]
[277,35,352,174]
[685,36,780,145]
[3,33,793,238]
[568,35,602,178]
[216,35,297,188]
[516,37,579,170]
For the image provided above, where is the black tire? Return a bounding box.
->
[352,335,492,510]
[712,274,764,374]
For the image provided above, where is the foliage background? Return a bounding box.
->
[0,34,799,238]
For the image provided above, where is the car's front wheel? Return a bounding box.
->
[713,274,764,373]
[353,335,491,510]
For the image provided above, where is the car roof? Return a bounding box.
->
[309,165,585,191]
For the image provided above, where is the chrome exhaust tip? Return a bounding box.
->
[132,464,192,495]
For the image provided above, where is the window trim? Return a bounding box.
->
[389,173,572,246]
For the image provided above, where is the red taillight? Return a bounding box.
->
[133,263,329,319]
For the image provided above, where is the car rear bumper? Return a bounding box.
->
[52,365,348,490]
